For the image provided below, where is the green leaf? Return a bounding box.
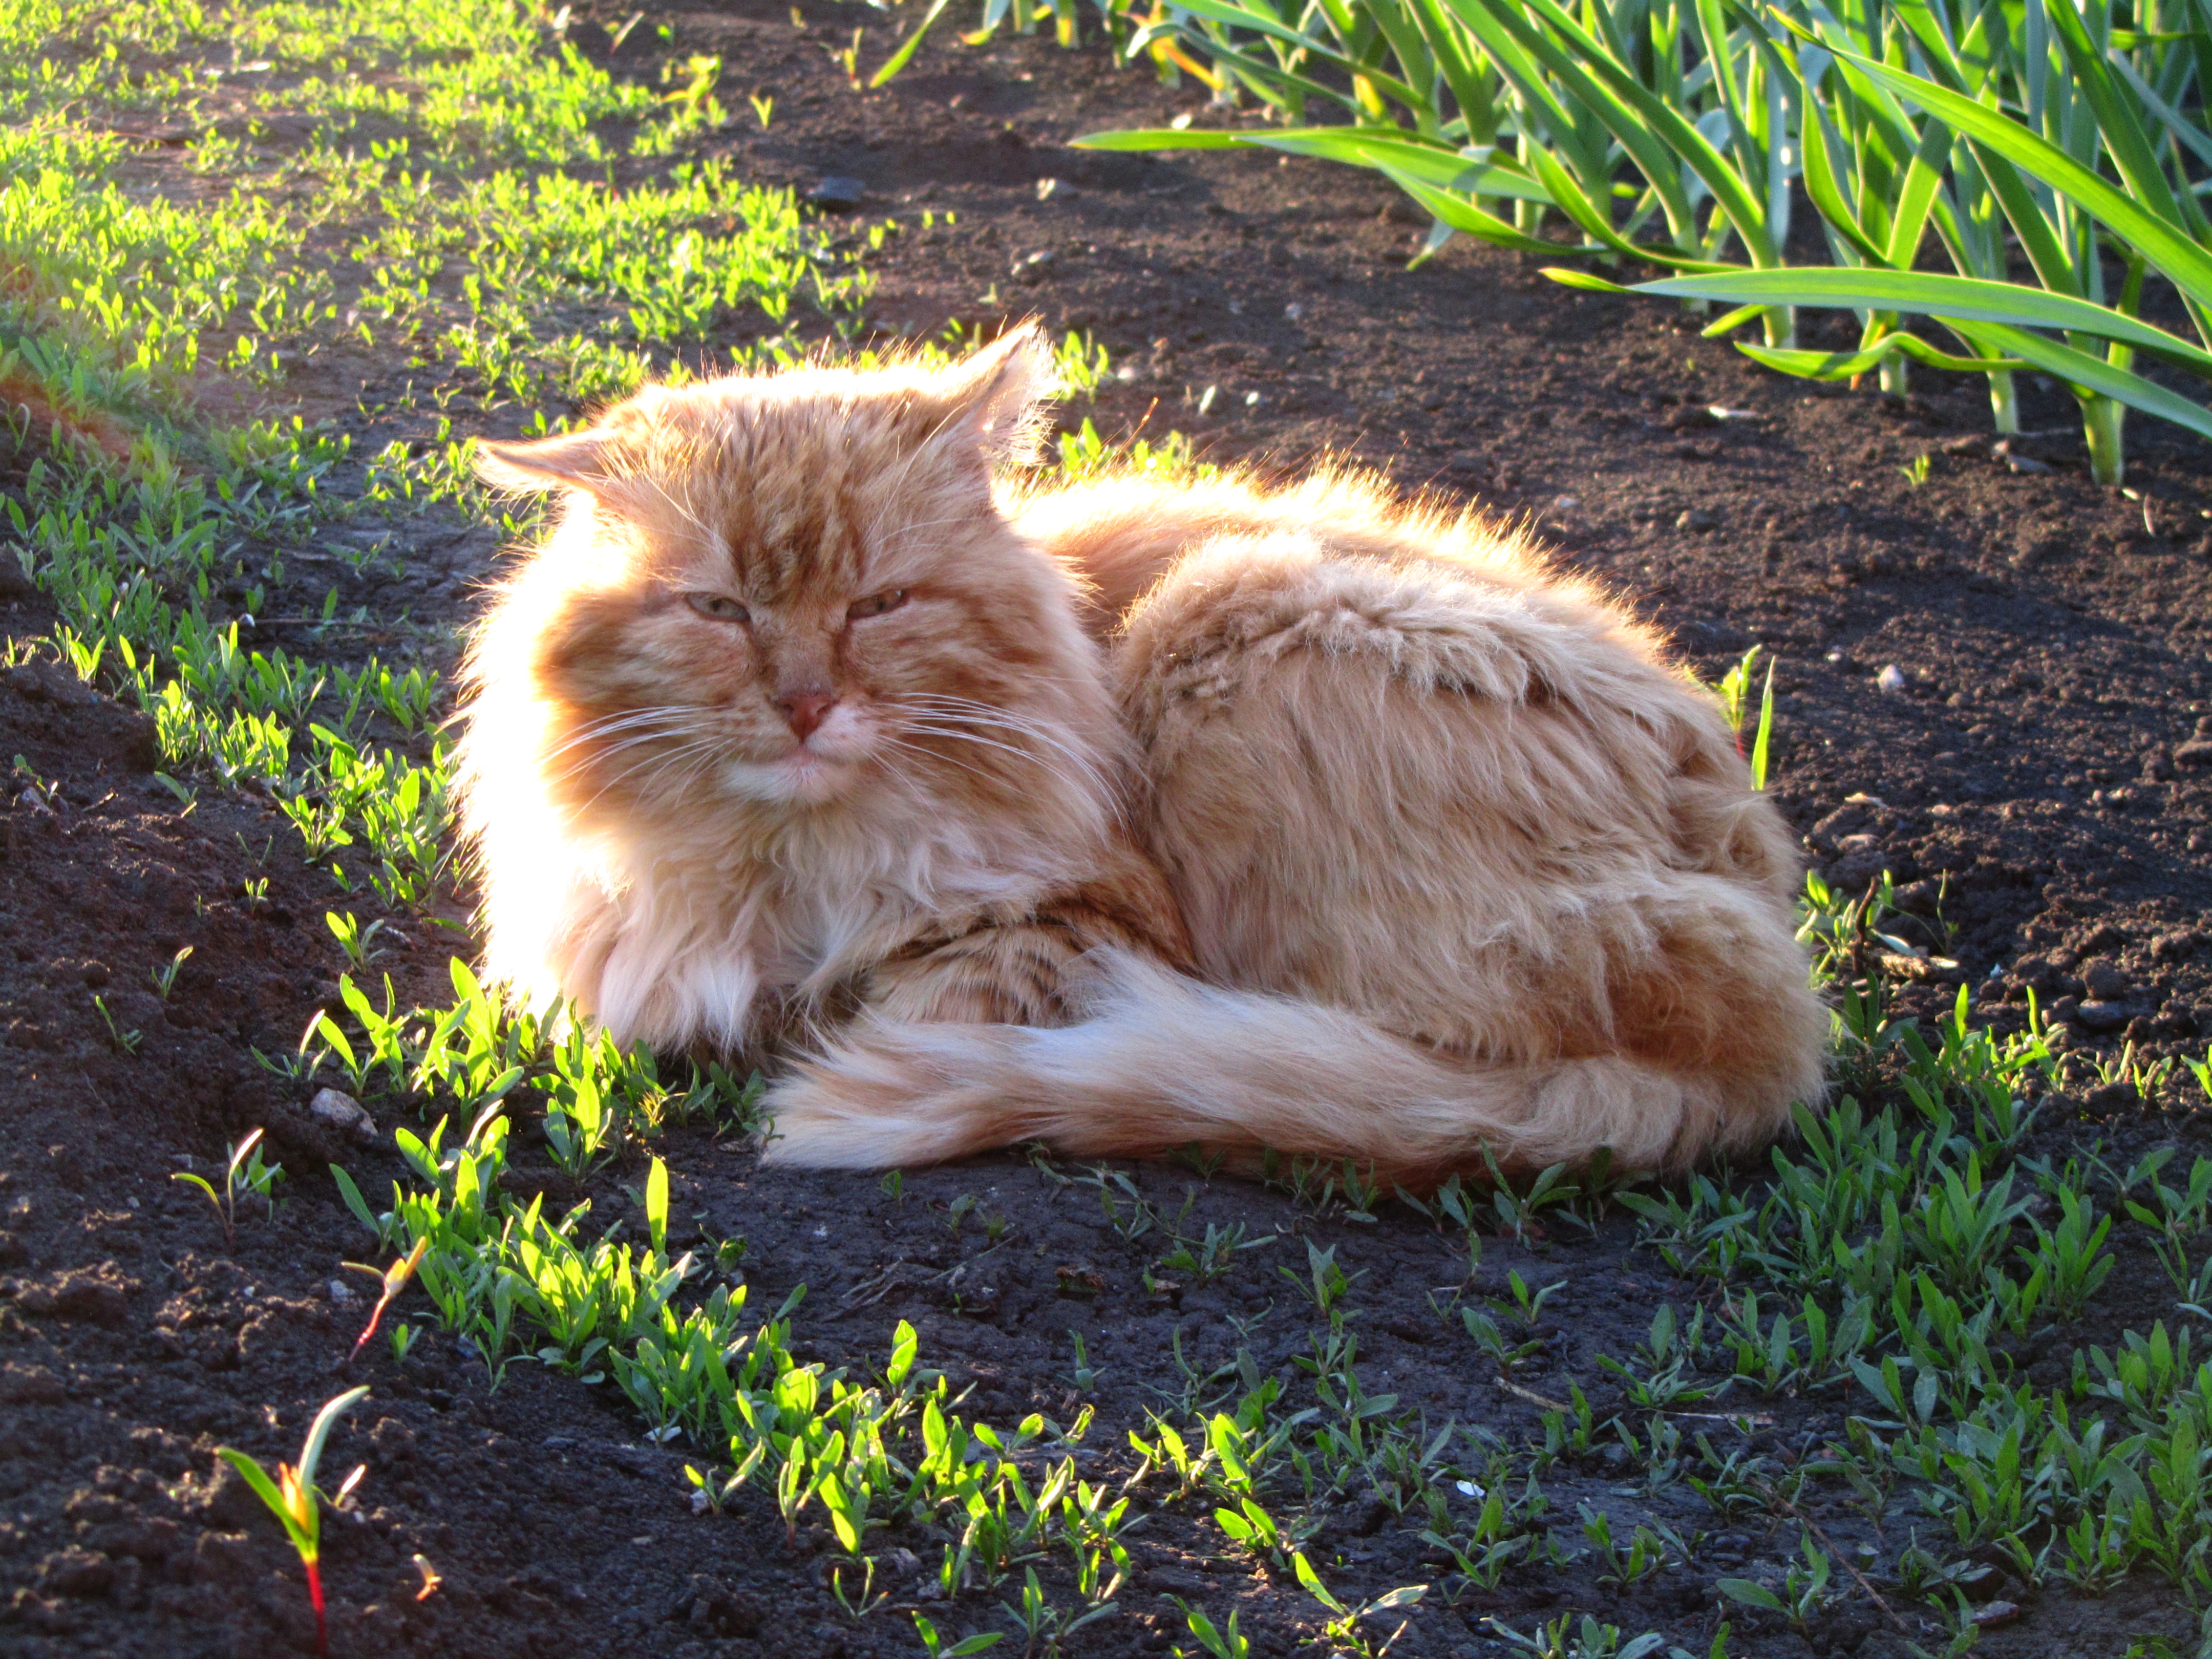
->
[1718,1578,1787,1612]
[1379,168,1565,254]
[1456,0,1774,260]
[1070,127,1246,151]
[1735,332,2023,381]
[1831,43,2212,312]
[887,1318,919,1387]
[1242,130,1552,203]
[1540,266,1633,294]
[1964,321,2212,443]
[216,1449,307,1548]
[645,1156,668,1257]
[1293,1551,1349,1615]
[328,1165,380,1237]
[1626,268,2212,378]
[867,0,957,86]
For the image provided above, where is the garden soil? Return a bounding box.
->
[5,3,2212,1656]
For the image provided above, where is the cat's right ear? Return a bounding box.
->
[474,431,614,495]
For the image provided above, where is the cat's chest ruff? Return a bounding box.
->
[597,836,1049,1051]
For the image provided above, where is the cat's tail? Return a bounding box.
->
[760,952,1815,1185]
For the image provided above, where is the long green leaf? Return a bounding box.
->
[2037,0,2192,232]
[297,1386,373,1493]
[1072,128,1247,150]
[1166,0,1423,106]
[1735,332,2025,379]
[1964,320,2212,441]
[868,0,957,87]
[1523,0,1775,263]
[1442,0,1704,239]
[1433,0,1610,183]
[1248,131,1553,201]
[1626,267,2212,376]
[1831,42,2212,308]
[1380,168,1565,252]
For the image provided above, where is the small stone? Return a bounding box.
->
[310,1087,376,1142]
[1675,508,1717,532]
[1877,664,1908,694]
[328,1279,357,1303]
[1551,495,1580,513]
[1033,176,1072,201]
[1970,1601,2023,1628]
[1284,302,1305,320]
[2076,1000,2132,1033]
[802,176,866,212]
[2175,739,2212,769]
[2006,453,2054,475]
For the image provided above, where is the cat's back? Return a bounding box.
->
[1018,466,1700,740]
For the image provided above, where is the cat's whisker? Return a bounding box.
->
[885,698,1115,797]
[894,714,1112,796]
[872,732,1003,791]
[546,722,709,783]
[571,734,728,814]
[892,723,1094,799]
[540,707,697,763]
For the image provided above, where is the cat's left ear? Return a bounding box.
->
[929,321,1054,462]
[475,430,615,495]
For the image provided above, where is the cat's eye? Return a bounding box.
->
[685,592,749,623]
[846,588,908,622]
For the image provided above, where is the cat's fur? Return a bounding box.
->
[458,328,1826,1185]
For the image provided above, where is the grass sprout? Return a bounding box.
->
[216,1386,371,1656]
[172,1126,282,1247]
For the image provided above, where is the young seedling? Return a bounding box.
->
[912,1612,1003,1656]
[344,1236,429,1360]
[1069,1330,1103,1391]
[327,909,388,970]
[93,994,142,1054]
[172,1127,283,1247]
[151,945,193,1001]
[1293,1552,1426,1656]
[1171,1600,1250,1659]
[216,1385,371,1656]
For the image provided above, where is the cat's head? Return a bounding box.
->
[467,328,1110,823]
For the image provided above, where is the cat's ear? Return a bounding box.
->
[927,321,1054,462]
[474,430,615,495]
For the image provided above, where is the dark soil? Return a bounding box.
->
[5,4,2212,1657]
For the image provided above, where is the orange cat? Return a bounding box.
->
[457,328,1825,1184]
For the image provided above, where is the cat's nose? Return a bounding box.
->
[776,686,839,741]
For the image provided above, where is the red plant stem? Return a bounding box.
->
[307,1558,327,1656]
[349,1290,396,1362]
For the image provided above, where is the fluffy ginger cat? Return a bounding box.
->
[456,327,1826,1186]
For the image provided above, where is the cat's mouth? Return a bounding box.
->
[718,735,869,806]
